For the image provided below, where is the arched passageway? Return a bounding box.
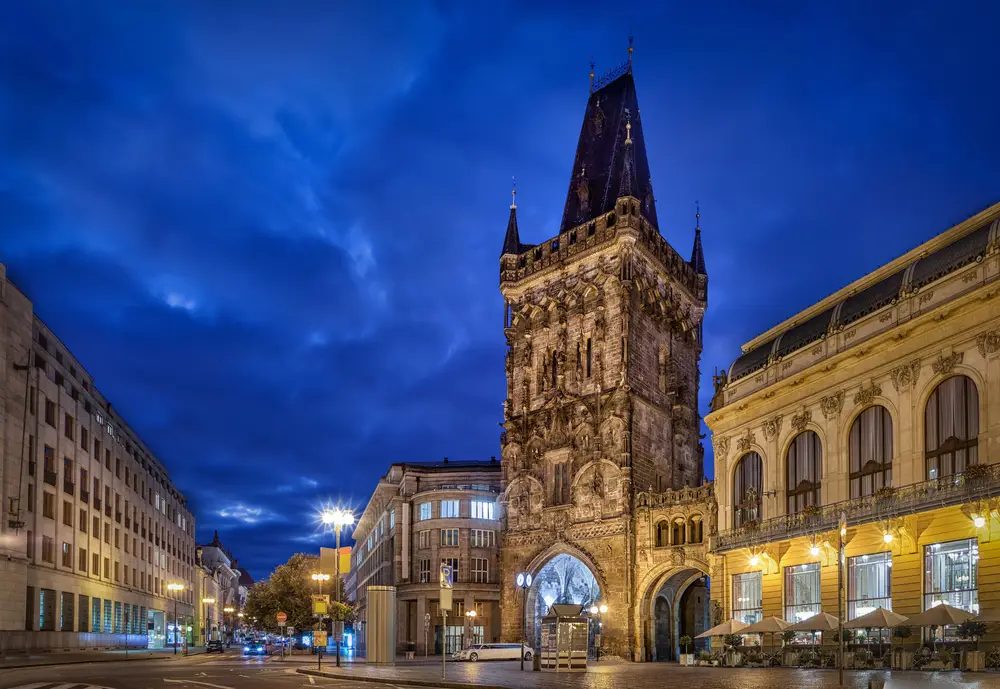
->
[526,553,601,650]
[641,567,710,661]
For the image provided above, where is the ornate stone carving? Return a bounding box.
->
[918,291,934,305]
[790,410,811,433]
[931,351,964,376]
[889,359,921,392]
[735,428,756,454]
[713,435,730,460]
[761,414,783,441]
[819,391,845,419]
[978,330,1000,358]
[854,381,882,407]
[670,547,685,566]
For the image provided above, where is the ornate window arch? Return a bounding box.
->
[655,520,669,548]
[849,405,893,498]
[733,452,763,527]
[688,516,703,544]
[786,431,822,514]
[671,518,686,546]
[925,375,979,480]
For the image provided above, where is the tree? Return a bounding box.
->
[244,553,327,633]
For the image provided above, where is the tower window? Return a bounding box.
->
[576,343,581,371]
[586,338,592,377]
[551,351,558,388]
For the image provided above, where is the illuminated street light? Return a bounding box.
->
[749,555,760,567]
[515,572,532,671]
[167,583,184,655]
[810,544,820,557]
[883,532,893,544]
[224,606,235,613]
[975,515,987,528]
[202,598,216,604]
[599,604,608,614]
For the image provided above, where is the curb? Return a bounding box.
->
[296,668,508,689]
[0,650,207,670]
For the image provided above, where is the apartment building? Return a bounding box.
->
[0,263,197,651]
[348,459,502,655]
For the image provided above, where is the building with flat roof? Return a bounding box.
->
[348,459,502,655]
[0,263,197,651]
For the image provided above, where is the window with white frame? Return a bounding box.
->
[418,559,431,583]
[925,539,978,629]
[440,500,460,518]
[848,551,892,619]
[418,530,431,549]
[784,563,821,625]
[732,571,762,625]
[442,557,459,583]
[470,529,495,548]
[472,557,489,583]
[441,528,459,547]
[418,503,431,520]
[470,500,495,520]
[390,509,395,529]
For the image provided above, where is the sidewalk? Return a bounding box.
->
[297,660,1000,689]
[0,645,207,670]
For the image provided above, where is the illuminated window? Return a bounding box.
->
[732,572,762,625]
[925,375,979,480]
[924,538,978,636]
[848,551,892,619]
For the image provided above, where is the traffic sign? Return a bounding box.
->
[276,611,287,624]
[440,563,453,589]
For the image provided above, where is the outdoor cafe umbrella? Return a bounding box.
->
[906,603,974,628]
[786,611,840,632]
[843,607,908,629]
[695,619,749,639]
[741,616,792,657]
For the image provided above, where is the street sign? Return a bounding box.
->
[314,630,328,646]
[311,595,329,615]
[439,563,453,589]
[276,612,287,624]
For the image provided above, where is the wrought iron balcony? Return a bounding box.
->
[43,470,57,486]
[63,480,74,496]
[94,496,102,510]
[80,489,90,504]
[712,464,1000,552]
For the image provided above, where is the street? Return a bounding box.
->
[0,654,355,689]
[6,655,1000,689]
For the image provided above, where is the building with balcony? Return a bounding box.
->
[348,459,502,655]
[196,531,247,643]
[0,263,197,651]
[706,202,1000,640]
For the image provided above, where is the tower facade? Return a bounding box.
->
[498,63,711,661]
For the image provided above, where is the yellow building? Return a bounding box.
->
[706,201,1000,644]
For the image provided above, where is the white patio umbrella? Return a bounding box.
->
[906,604,974,628]
[695,619,749,639]
[785,612,839,632]
[843,607,909,629]
[741,616,792,657]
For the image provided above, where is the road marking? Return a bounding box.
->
[163,679,233,689]
[307,677,316,685]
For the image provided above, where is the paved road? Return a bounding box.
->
[0,654,385,689]
[5,655,1000,689]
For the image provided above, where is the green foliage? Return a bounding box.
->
[781,630,796,644]
[892,626,912,639]
[957,620,988,649]
[723,633,743,650]
[679,634,692,653]
[244,553,346,632]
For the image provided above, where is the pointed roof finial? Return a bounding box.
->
[696,200,701,230]
[628,34,634,71]
[511,176,517,210]
[690,200,707,275]
[589,56,595,94]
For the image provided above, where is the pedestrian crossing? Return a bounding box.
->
[9,683,116,689]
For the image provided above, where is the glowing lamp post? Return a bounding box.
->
[588,604,608,662]
[319,507,355,667]
[167,583,184,655]
[202,597,216,644]
[515,572,533,671]
[464,609,477,649]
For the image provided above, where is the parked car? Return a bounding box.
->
[454,643,531,662]
[205,639,225,654]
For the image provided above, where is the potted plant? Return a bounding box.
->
[958,620,988,670]
[723,633,743,667]
[679,634,694,665]
[891,626,913,669]
[696,650,712,666]
[781,630,798,666]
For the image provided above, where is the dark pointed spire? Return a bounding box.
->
[690,202,707,275]
[501,177,521,257]
[559,60,657,232]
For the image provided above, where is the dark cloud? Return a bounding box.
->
[2,1,999,579]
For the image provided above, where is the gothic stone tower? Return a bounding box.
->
[498,63,709,660]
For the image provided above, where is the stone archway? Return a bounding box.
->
[524,551,602,651]
[637,564,711,662]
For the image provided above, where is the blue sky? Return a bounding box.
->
[2,1,998,579]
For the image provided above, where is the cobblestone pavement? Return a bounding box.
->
[304,659,1000,689]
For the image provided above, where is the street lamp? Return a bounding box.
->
[515,572,532,671]
[224,607,235,643]
[167,583,184,655]
[465,610,477,649]
[202,597,216,645]
[319,507,355,665]
[588,603,608,662]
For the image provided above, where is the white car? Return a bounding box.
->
[454,643,532,662]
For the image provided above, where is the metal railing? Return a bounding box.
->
[94,497,102,510]
[713,465,1000,552]
[81,489,90,504]
[43,470,57,486]
[63,480,75,496]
